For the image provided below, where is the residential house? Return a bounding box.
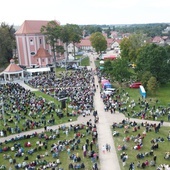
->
[152,36,165,46]
[111,39,121,54]
[15,20,62,67]
[67,43,79,54]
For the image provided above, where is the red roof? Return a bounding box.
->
[152,36,163,43]
[104,55,116,60]
[15,20,60,34]
[34,47,52,58]
[4,59,23,72]
[78,39,91,46]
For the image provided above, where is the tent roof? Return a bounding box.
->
[3,59,23,73]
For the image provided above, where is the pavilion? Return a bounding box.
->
[1,59,24,81]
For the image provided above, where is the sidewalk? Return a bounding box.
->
[90,55,121,170]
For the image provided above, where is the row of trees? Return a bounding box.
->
[41,21,82,61]
[115,23,169,37]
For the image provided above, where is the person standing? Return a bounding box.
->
[108,144,111,152]
[102,145,106,154]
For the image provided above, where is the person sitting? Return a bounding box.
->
[141,162,146,169]
[113,131,119,137]
[149,160,156,166]
[56,158,61,165]
[164,152,170,159]
[24,141,31,147]
[68,163,73,169]
[132,126,137,132]
[145,160,149,166]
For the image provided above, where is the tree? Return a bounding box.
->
[136,43,170,84]
[147,76,158,95]
[41,21,63,76]
[140,71,152,90]
[120,33,147,62]
[103,58,132,86]
[0,23,16,66]
[106,27,111,38]
[90,32,107,53]
[67,24,82,56]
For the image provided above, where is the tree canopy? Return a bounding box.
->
[90,32,107,53]
[0,22,16,66]
[103,58,132,85]
[135,43,170,84]
[120,33,147,63]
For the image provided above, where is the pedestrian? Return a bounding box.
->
[102,145,106,154]
[106,143,109,152]
[108,144,111,152]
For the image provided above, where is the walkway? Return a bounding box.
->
[1,55,170,170]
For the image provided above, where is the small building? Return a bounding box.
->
[1,59,24,81]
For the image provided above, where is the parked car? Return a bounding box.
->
[129,82,142,88]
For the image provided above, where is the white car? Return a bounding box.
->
[103,90,113,95]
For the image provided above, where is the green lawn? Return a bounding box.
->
[81,57,90,66]
[0,124,99,169]
[110,81,170,122]
[113,124,170,170]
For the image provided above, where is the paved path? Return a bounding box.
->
[1,56,170,170]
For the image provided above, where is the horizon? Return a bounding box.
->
[0,0,170,26]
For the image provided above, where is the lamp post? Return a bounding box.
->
[0,97,6,126]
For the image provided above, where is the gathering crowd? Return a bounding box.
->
[0,56,170,170]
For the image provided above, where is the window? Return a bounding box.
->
[30,39,34,45]
[31,52,35,55]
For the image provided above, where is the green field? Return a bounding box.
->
[0,124,99,169]
[113,123,170,170]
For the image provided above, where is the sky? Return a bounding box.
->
[1,0,170,26]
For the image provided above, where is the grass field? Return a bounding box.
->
[113,123,170,170]
[0,124,99,169]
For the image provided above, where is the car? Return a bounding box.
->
[129,82,142,88]
[105,88,116,92]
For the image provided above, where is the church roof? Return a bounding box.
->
[15,20,60,35]
[34,47,52,58]
[3,59,23,73]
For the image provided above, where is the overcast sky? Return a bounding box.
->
[1,0,170,26]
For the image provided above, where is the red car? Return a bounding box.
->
[129,82,142,88]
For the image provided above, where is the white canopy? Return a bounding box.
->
[26,67,50,75]
[100,60,104,64]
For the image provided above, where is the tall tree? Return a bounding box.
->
[41,21,63,76]
[147,76,158,95]
[0,23,16,66]
[90,32,107,54]
[67,24,82,56]
[136,43,170,84]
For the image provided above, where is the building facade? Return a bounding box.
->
[15,20,60,67]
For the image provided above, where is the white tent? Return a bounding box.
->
[99,60,104,64]
[26,67,50,75]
